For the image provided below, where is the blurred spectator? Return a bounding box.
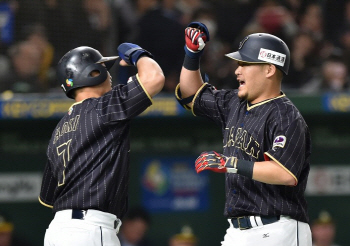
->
[43,0,112,65]
[311,210,341,246]
[283,0,303,19]
[162,0,184,24]
[135,0,184,92]
[337,1,350,71]
[300,52,350,94]
[338,24,350,71]
[0,214,13,246]
[169,225,197,246]
[21,23,55,90]
[119,206,152,246]
[282,31,321,91]
[0,41,43,93]
[298,2,324,42]
[112,0,139,44]
[11,0,47,43]
[175,0,202,25]
[240,0,299,43]
[0,212,31,246]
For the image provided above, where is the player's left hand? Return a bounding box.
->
[117,43,153,66]
[184,22,210,59]
[195,151,234,173]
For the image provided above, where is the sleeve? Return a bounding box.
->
[192,84,239,127]
[264,117,311,184]
[38,160,57,208]
[97,74,153,122]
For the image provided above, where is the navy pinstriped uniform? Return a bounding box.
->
[192,84,311,223]
[39,75,152,219]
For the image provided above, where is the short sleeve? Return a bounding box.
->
[264,117,311,183]
[39,160,57,208]
[96,75,153,122]
[193,84,240,127]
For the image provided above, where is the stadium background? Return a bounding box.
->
[0,0,350,245]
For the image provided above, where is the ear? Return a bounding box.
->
[266,64,277,78]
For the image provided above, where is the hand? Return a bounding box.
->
[195,151,237,174]
[117,43,153,66]
[184,22,210,59]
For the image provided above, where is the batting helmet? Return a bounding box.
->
[225,33,290,75]
[57,46,119,99]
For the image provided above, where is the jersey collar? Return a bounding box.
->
[68,99,87,111]
[246,92,286,111]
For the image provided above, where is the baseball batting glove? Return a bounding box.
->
[117,43,153,66]
[184,22,210,59]
[195,151,237,174]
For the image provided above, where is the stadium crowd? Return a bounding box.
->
[0,0,349,94]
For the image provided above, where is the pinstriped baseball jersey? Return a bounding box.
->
[39,75,152,219]
[192,83,311,223]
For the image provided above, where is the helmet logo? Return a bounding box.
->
[238,36,249,50]
[66,79,74,87]
[258,48,286,67]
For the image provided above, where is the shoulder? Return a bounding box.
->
[272,95,303,118]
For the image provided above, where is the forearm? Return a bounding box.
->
[179,65,203,99]
[252,160,297,186]
[177,22,209,107]
[137,56,165,97]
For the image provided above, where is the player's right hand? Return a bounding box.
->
[195,151,233,173]
[117,43,153,66]
[184,22,210,59]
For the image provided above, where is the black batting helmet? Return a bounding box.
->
[57,46,119,99]
[225,33,290,75]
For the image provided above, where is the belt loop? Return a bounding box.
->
[115,219,122,233]
[255,215,263,227]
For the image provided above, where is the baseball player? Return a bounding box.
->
[39,43,164,246]
[176,22,312,245]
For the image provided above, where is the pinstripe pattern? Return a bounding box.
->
[193,84,311,223]
[39,76,152,218]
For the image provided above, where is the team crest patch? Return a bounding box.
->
[127,77,133,84]
[272,135,286,151]
[258,48,286,67]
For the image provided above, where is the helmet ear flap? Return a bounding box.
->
[65,63,108,99]
[80,63,108,87]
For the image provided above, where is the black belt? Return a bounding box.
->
[71,209,120,229]
[231,215,280,230]
[72,209,87,219]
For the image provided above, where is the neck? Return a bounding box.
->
[75,90,103,102]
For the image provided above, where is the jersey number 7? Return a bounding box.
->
[56,139,72,186]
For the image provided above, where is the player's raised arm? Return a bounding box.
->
[117,43,165,97]
[176,22,210,109]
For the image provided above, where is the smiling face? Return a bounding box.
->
[235,61,272,104]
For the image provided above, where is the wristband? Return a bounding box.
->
[236,159,254,179]
[183,54,200,71]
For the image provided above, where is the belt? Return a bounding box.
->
[231,215,280,230]
[57,209,122,232]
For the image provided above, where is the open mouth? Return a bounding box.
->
[239,80,245,87]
